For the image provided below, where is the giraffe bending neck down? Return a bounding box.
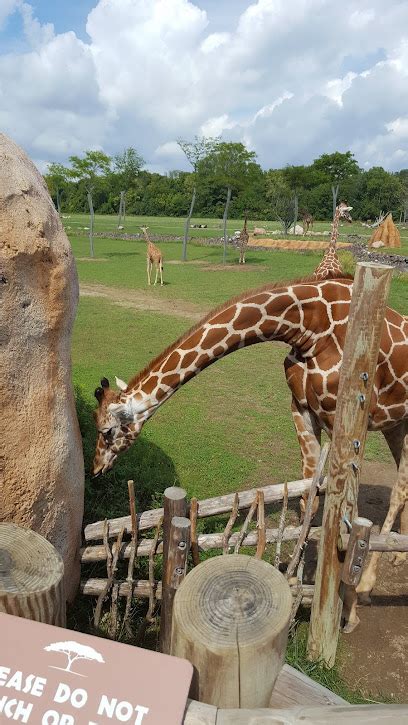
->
[93,275,408,608]
[313,202,352,280]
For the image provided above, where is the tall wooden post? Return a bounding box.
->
[307,262,392,667]
[159,487,187,653]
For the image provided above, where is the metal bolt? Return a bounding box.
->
[353,439,361,454]
[178,541,186,550]
[352,564,361,573]
[360,372,369,382]
[358,393,366,403]
[358,540,367,549]
[175,567,184,576]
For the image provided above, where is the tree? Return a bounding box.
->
[311,151,360,217]
[265,169,297,234]
[177,135,220,260]
[197,142,261,262]
[44,641,104,673]
[45,163,69,214]
[68,150,112,258]
[114,147,144,189]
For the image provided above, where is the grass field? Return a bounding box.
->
[70,214,408,700]
[63,211,408,251]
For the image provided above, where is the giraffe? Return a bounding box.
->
[302,211,314,235]
[141,226,163,286]
[313,202,353,281]
[92,274,408,616]
[238,211,249,265]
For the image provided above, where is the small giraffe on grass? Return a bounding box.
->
[313,201,352,280]
[141,227,163,286]
[302,211,314,235]
[238,211,249,264]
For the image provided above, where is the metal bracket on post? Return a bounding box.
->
[341,517,373,587]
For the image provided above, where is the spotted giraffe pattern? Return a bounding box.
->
[141,227,163,286]
[313,202,352,281]
[238,213,249,264]
[302,212,314,235]
[93,275,408,602]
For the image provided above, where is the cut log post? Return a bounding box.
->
[160,516,191,655]
[307,262,392,667]
[171,554,292,709]
[0,523,65,626]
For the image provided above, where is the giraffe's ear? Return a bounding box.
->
[115,376,127,391]
[108,402,134,423]
[345,206,353,211]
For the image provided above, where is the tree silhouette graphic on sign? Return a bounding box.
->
[44,641,105,676]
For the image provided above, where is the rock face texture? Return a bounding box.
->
[0,134,84,601]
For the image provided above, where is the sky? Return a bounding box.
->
[1,0,408,174]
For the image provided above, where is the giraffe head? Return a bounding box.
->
[338,202,353,223]
[92,377,143,477]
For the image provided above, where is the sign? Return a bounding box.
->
[0,613,192,724]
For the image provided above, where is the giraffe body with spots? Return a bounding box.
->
[93,274,408,613]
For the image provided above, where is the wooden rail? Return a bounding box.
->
[81,529,408,563]
[84,476,323,541]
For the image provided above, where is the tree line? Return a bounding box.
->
[44,141,408,226]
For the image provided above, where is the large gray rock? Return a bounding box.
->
[0,134,84,601]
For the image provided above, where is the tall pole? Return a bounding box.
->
[307,262,392,667]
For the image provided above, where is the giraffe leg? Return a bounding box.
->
[383,423,408,566]
[290,398,322,518]
[160,261,163,286]
[154,263,159,286]
[147,258,151,285]
[357,428,408,603]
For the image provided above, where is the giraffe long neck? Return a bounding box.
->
[329,207,341,250]
[124,281,344,422]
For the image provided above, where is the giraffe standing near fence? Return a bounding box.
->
[238,212,249,265]
[141,227,164,286]
[92,275,408,616]
[313,202,352,280]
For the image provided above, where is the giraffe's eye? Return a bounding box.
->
[102,428,114,441]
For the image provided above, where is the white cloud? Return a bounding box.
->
[0,0,408,172]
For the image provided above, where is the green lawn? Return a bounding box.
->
[72,229,408,525]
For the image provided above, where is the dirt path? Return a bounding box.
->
[80,282,208,320]
[247,237,352,250]
[338,460,408,701]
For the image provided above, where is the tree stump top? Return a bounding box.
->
[0,523,64,596]
[174,554,292,651]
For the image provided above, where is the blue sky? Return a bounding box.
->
[1,0,408,173]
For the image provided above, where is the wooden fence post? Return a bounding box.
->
[171,554,292,709]
[159,487,187,653]
[307,262,392,667]
[160,516,191,655]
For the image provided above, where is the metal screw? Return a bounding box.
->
[358,540,367,549]
[353,439,361,454]
[178,541,186,550]
[175,567,184,576]
[360,372,369,382]
[352,564,361,573]
[358,393,366,403]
